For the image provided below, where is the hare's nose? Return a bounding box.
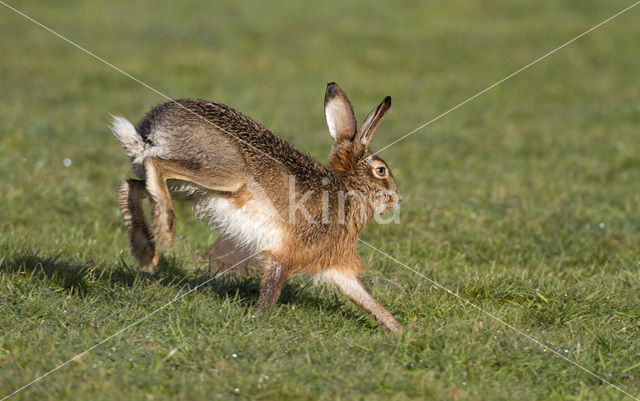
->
[398,195,404,204]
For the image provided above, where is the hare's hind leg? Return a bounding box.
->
[142,155,246,251]
[323,269,402,332]
[143,158,176,248]
[116,179,159,272]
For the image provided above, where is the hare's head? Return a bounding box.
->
[324,82,402,218]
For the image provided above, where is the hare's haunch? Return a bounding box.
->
[113,83,403,331]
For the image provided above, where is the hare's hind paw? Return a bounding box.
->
[138,249,159,273]
[117,179,159,273]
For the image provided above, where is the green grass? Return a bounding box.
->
[1,0,640,399]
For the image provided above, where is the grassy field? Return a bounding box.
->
[1,0,640,399]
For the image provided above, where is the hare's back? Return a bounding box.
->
[138,98,267,145]
[137,98,326,193]
[138,99,250,191]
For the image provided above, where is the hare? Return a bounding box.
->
[112,83,403,331]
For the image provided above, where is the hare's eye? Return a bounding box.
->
[374,166,386,177]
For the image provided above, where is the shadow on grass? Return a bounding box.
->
[0,252,188,296]
[0,252,366,325]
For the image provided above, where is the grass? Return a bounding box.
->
[1,0,640,399]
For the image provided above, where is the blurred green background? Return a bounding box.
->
[1,1,639,400]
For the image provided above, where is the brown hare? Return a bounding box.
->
[112,83,403,331]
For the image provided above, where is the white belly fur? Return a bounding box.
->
[193,194,283,254]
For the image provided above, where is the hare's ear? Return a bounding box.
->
[324,82,357,142]
[354,96,391,150]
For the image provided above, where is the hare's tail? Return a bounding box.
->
[111,115,145,159]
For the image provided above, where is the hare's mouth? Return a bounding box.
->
[375,200,398,214]
[372,193,401,212]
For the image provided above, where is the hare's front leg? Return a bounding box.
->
[256,259,289,316]
[116,179,158,272]
[202,234,260,275]
[323,269,402,332]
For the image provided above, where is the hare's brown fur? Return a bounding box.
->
[113,83,402,331]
